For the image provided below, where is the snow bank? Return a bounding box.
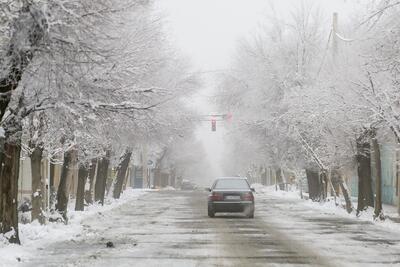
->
[252,183,300,199]
[160,186,176,191]
[0,188,148,266]
[302,199,400,232]
[252,183,400,232]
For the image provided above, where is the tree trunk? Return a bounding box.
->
[85,159,97,205]
[320,171,328,201]
[306,169,320,201]
[50,159,55,189]
[269,168,274,187]
[75,164,88,211]
[55,150,75,223]
[0,151,3,224]
[333,171,354,214]
[31,147,45,224]
[0,143,21,244]
[372,138,384,220]
[170,168,176,188]
[330,169,341,197]
[339,180,353,213]
[105,167,113,196]
[122,167,131,191]
[95,151,110,205]
[113,150,132,199]
[275,168,283,190]
[94,158,105,204]
[356,139,374,214]
[49,159,56,209]
[261,167,267,185]
[396,148,400,215]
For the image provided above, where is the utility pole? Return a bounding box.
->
[398,160,400,215]
[332,12,339,60]
[397,148,400,215]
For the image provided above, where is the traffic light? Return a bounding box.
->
[211,118,216,132]
[226,112,232,122]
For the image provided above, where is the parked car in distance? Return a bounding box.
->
[207,177,255,218]
[181,179,197,190]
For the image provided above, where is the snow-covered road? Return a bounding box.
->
[17,190,400,266]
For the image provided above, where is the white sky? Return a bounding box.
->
[155,0,359,71]
[154,0,360,182]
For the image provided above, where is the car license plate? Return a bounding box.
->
[225,195,240,200]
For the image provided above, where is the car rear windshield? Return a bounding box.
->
[214,179,249,189]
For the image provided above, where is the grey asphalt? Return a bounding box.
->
[23,190,400,267]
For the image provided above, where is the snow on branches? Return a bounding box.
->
[0,0,199,162]
[218,0,400,175]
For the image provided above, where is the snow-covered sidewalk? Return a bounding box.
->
[252,183,400,266]
[0,189,148,266]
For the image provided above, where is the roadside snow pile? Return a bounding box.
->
[0,188,148,266]
[251,183,269,193]
[253,183,400,232]
[160,186,176,191]
[302,198,400,231]
[251,183,300,199]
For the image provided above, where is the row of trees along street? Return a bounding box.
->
[217,1,400,219]
[0,0,201,244]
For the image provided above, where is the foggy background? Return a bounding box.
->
[155,0,359,186]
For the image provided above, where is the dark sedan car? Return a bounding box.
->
[207,177,255,218]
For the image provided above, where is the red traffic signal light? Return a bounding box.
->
[226,112,232,122]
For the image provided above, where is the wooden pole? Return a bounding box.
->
[332,12,338,59]
[397,148,400,215]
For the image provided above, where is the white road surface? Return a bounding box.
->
[6,189,400,267]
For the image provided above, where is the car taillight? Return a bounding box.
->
[209,192,223,201]
[242,192,254,201]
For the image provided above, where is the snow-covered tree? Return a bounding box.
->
[0,0,200,242]
[218,0,400,217]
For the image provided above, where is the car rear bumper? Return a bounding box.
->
[209,201,254,213]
